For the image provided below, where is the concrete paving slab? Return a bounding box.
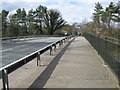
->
[43,37,119,88]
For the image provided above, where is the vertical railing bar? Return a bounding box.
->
[118,40,120,86]
[104,37,107,65]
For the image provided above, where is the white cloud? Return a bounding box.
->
[1,0,114,24]
[1,0,114,3]
[1,0,46,2]
[43,2,94,23]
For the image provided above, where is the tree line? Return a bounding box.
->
[0,5,66,37]
[81,2,120,38]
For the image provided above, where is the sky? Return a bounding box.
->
[1,0,118,24]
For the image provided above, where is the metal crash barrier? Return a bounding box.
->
[0,35,74,90]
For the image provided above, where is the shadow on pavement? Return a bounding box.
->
[28,38,75,88]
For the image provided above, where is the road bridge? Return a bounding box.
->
[0,36,119,89]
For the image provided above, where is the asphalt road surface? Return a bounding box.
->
[0,37,65,67]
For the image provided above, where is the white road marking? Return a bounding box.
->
[25,37,64,42]
[1,37,64,53]
[0,44,28,52]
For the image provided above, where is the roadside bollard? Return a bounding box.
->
[37,52,41,67]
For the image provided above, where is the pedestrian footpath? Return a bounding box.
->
[42,37,118,88]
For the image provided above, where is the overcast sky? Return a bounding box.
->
[1,0,118,24]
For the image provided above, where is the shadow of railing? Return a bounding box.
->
[28,38,75,88]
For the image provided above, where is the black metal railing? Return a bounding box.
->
[0,35,74,90]
[84,33,120,86]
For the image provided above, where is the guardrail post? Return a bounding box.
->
[10,38,12,42]
[54,44,56,52]
[50,46,53,55]
[63,39,65,43]
[24,37,25,40]
[37,52,41,67]
[2,69,9,90]
[18,37,19,41]
[59,41,62,47]
[67,38,69,42]
[61,40,63,46]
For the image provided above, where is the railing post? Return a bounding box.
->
[61,40,63,46]
[37,52,41,67]
[50,46,53,55]
[18,37,19,41]
[62,40,64,44]
[2,69,9,90]
[67,37,69,42]
[104,37,107,65]
[117,40,120,86]
[24,37,25,40]
[10,38,12,42]
[66,38,68,42]
[97,35,100,54]
[59,41,61,47]
[54,44,56,52]
[63,39,65,43]
[64,39,66,43]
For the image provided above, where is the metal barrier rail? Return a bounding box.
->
[1,35,62,41]
[83,33,120,86]
[0,35,74,90]
[100,35,120,44]
[89,33,120,44]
